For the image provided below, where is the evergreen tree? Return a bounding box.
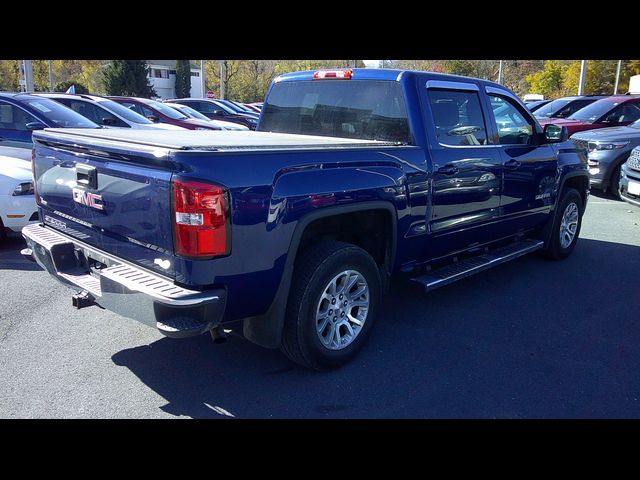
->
[102,60,156,97]
[174,60,192,98]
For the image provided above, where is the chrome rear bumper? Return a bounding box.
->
[22,223,226,338]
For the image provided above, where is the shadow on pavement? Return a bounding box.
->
[106,237,637,418]
[0,236,40,272]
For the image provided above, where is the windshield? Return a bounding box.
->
[24,98,99,128]
[148,101,189,119]
[218,100,242,112]
[229,100,254,113]
[568,99,618,123]
[259,80,411,143]
[166,104,210,121]
[533,99,573,118]
[97,99,153,124]
[211,101,236,115]
[630,119,640,129]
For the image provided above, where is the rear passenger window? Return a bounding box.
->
[428,89,488,146]
[67,100,119,126]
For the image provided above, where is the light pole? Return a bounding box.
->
[614,60,622,95]
[200,60,206,98]
[21,60,34,93]
[498,60,503,84]
[578,60,587,95]
[49,60,53,91]
[219,60,225,99]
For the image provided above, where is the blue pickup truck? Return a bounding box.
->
[22,69,589,370]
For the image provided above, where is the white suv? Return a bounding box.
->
[0,146,37,239]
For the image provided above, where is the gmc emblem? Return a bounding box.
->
[72,188,104,211]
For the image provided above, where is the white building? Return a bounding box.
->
[146,60,202,100]
[630,75,640,95]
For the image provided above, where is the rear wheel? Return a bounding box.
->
[542,188,583,260]
[281,241,381,370]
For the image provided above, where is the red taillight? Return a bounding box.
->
[313,69,353,80]
[173,179,229,257]
[32,148,41,206]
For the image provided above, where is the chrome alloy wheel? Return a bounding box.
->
[559,202,579,249]
[315,270,370,350]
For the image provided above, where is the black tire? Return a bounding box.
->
[281,240,382,370]
[542,188,583,260]
[0,217,6,242]
[609,164,622,200]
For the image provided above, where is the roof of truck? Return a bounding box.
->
[274,68,506,90]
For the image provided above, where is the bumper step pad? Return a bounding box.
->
[21,223,225,336]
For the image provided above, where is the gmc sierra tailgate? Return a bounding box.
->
[32,128,178,278]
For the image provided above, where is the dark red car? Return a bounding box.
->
[538,95,640,136]
[108,97,222,130]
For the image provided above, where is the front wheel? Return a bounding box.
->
[609,164,622,200]
[281,241,382,370]
[542,188,584,260]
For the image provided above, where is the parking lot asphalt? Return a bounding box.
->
[1,191,639,419]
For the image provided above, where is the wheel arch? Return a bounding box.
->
[602,150,633,191]
[242,201,397,349]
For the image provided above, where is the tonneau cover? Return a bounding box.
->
[34,128,399,152]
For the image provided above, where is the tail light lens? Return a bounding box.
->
[173,178,229,257]
[32,148,41,206]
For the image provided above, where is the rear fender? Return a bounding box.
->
[242,165,403,348]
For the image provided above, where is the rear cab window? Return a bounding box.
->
[259,80,412,144]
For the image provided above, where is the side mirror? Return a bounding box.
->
[543,124,568,143]
[212,109,224,116]
[26,121,46,131]
[147,115,159,123]
[102,117,119,126]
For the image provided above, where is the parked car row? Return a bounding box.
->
[170,98,259,130]
[162,103,248,130]
[0,90,264,237]
[524,99,552,112]
[524,93,640,205]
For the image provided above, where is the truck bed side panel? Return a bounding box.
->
[169,147,427,321]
